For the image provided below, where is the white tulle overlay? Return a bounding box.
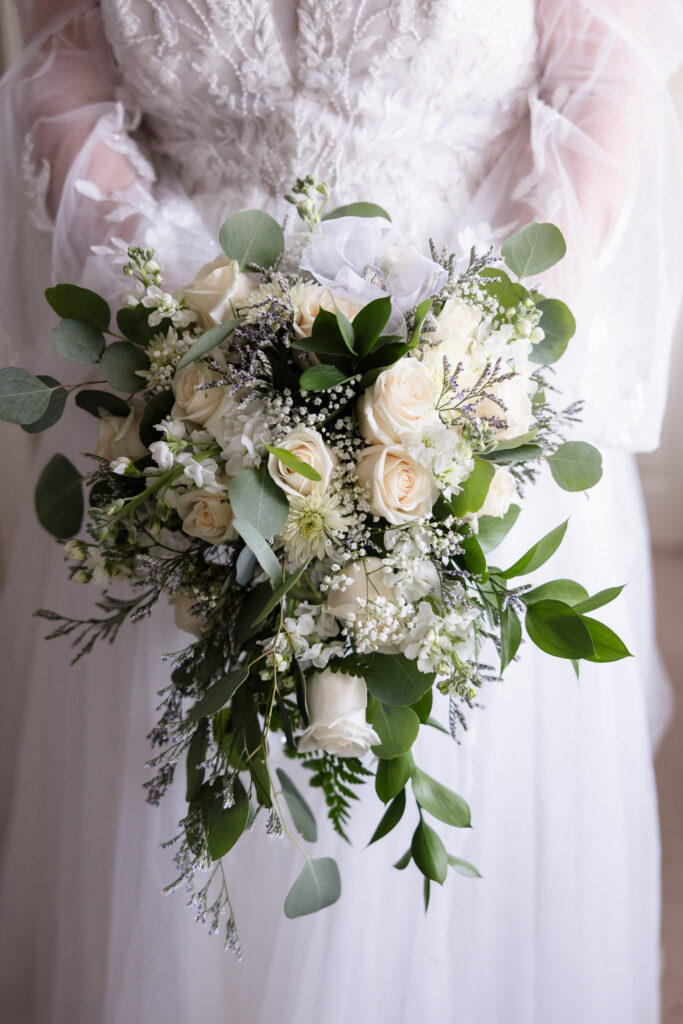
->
[0,2,681,1022]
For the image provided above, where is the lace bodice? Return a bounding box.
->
[100,0,538,238]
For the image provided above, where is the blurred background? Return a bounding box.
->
[0,2,681,1020]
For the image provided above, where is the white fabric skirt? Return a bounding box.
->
[0,443,665,1024]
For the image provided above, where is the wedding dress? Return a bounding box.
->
[1,2,681,1023]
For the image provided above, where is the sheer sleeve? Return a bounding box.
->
[463,0,683,452]
[0,1,213,365]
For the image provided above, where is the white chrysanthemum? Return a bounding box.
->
[280,491,351,562]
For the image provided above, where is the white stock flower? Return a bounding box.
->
[149,440,175,470]
[175,453,219,489]
[268,427,338,496]
[408,423,474,498]
[176,487,237,545]
[357,445,438,525]
[357,358,439,445]
[297,669,380,758]
[476,466,517,519]
[110,457,132,475]
[179,253,257,328]
[403,600,476,677]
[141,285,195,328]
[172,362,225,426]
[94,406,147,463]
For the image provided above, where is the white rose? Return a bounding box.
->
[476,466,517,519]
[170,594,205,637]
[179,253,257,328]
[357,358,439,445]
[291,283,362,338]
[176,487,237,544]
[172,362,225,426]
[94,406,147,463]
[267,427,338,496]
[357,445,438,525]
[297,669,380,758]
[324,557,396,621]
[476,375,533,440]
[432,298,482,345]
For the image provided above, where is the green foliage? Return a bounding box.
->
[21,376,67,433]
[449,458,495,516]
[500,604,522,672]
[351,296,392,357]
[480,267,520,307]
[410,689,433,724]
[368,789,406,846]
[206,778,249,860]
[74,388,131,419]
[375,751,414,804]
[411,819,448,884]
[185,722,208,802]
[264,444,321,481]
[525,599,595,659]
[501,520,568,578]
[366,700,420,758]
[116,305,152,345]
[232,518,282,583]
[45,283,110,331]
[284,857,342,918]
[524,579,589,605]
[175,319,241,371]
[139,390,175,446]
[530,299,576,365]
[458,533,488,577]
[572,585,625,615]
[547,441,603,492]
[50,319,105,363]
[34,454,84,538]
[411,766,471,828]
[100,341,149,393]
[301,751,372,842]
[251,561,311,627]
[447,853,482,878]
[276,768,318,842]
[361,653,435,707]
[299,364,349,390]
[501,223,566,279]
[477,503,521,554]
[322,201,391,222]
[480,443,543,466]
[0,367,52,425]
[580,617,632,662]
[228,465,289,538]
[219,210,285,271]
[186,664,250,721]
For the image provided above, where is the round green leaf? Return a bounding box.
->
[100,342,149,393]
[45,284,110,331]
[547,441,603,492]
[276,768,318,842]
[219,210,285,271]
[228,466,290,538]
[21,375,68,433]
[117,305,152,345]
[322,202,391,222]
[529,299,576,365]
[411,767,471,828]
[74,388,131,419]
[0,367,52,424]
[411,820,448,884]
[205,778,249,860]
[34,453,84,538]
[361,653,435,707]
[367,702,420,759]
[501,223,566,279]
[525,599,595,659]
[50,319,105,363]
[284,857,341,918]
[375,751,414,804]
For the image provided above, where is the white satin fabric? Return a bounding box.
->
[0,2,681,1022]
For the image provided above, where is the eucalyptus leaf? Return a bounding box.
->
[361,653,435,707]
[284,857,341,918]
[447,854,482,878]
[186,664,250,721]
[411,820,448,884]
[525,600,595,659]
[228,465,289,538]
[74,388,131,419]
[477,503,521,554]
[117,305,152,345]
[299,364,349,390]
[529,299,576,365]
[449,458,495,517]
[322,202,391,222]
[501,223,566,279]
[219,210,285,271]
[206,778,249,860]
[232,517,282,585]
[572,585,625,615]
[501,520,568,578]
[0,367,52,425]
[100,342,149,393]
[411,767,471,828]
[547,441,603,492]
[175,319,241,371]
[367,702,420,759]
[480,444,543,465]
[276,768,317,842]
[491,429,538,451]
[479,267,520,308]
[50,319,105,364]
[264,444,322,482]
[21,376,68,433]
[45,283,110,331]
[375,751,414,804]
[235,544,256,585]
[34,454,84,538]
[410,689,433,724]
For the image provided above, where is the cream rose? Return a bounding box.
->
[297,669,380,758]
[179,253,257,328]
[476,466,517,519]
[357,445,438,525]
[176,487,237,544]
[267,427,338,496]
[170,593,205,637]
[172,362,225,426]
[94,406,147,463]
[357,358,439,445]
[476,376,533,440]
[324,557,396,621]
[291,283,361,338]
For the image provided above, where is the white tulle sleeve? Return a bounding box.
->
[464,0,683,452]
[0,1,213,365]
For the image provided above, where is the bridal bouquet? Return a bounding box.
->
[0,177,628,950]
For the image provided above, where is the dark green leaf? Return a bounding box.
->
[410,689,433,724]
[525,600,595,659]
[411,820,448,884]
[139,389,175,447]
[409,298,432,348]
[100,342,149,393]
[447,853,482,878]
[299,364,349,390]
[580,616,632,663]
[423,877,431,911]
[251,561,310,627]
[291,334,349,357]
[186,664,250,721]
[547,441,603,492]
[34,453,84,538]
[477,503,521,554]
[411,767,471,828]
[175,319,241,371]
[0,367,52,425]
[530,299,576,365]
[393,848,412,870]
[480,267,520,307]
[45,283,110,331]
[232,517,282,584]
[50,319,105,364]
[248,754,272,808]
[500,604,522,672]
[334,305,355,354]
[186,722,208,802]
[572,585,625,615]
[264,444,322,481]
[228,465,290,537]
[480,443,543,465]
[74,388,131,419]
[524,579,589,606]
[368,789,406,846]
[501,223,566,279]
[367,702,420,759]
[206,778,249,859]
[21,375,67,433]
[116,305,151,345]
[459,533,488,577]
[219,210,285,271]
[450,458,495,516]
[235,581,272,641]
[501,520,568,578]
[375,751,415,804]
[361,653,435,707]
[284,857,341,918]
[352,296,392,357]
[276,768,317,842]
[322,202,391,222]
